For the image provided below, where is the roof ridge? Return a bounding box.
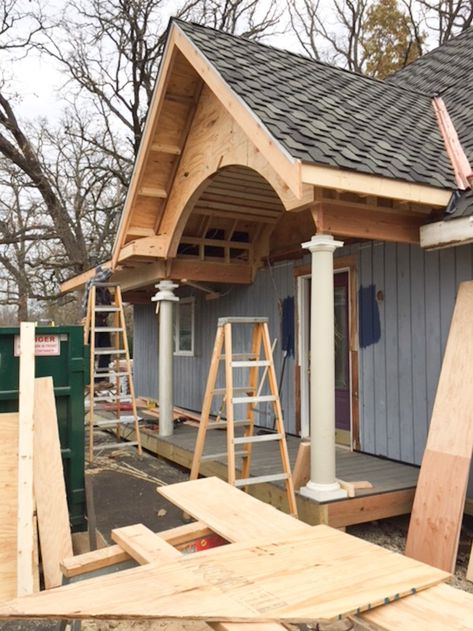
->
[172,18,434,101]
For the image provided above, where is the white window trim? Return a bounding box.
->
[174,297,195,356]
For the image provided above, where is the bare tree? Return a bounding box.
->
[410,0,473,44]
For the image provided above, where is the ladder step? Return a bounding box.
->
[93,395,131,402]
[218,317,268,326]
[220,353,257,361]
[94,306,120,312]
[200,450,247,462]
[233,433,282,445]
[94,348,126,355]
[231,360,270,368]
[207,419,250,429]
[93,372,129,379]
[94,327,125,333]
[232,395,276,404]
[235,473,289,487]
[213,386,255,395]
[93,441,139,451]
[94,418,137,428]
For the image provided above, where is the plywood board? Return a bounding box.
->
[159,477,305,542]
[362,583,473,631]
[0,413,19,602]
[17,322,36,597]
[405,281,473,571]
[34,377,73,589]
[0,526,448,623]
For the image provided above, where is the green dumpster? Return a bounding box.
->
[0,325,89,531]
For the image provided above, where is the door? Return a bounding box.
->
[298,270,352,446]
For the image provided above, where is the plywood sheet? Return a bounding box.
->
[34,377,73,589]
[406,281,473,571]
[0,526,448,623]
[362,583,473,631]
[159,477,305,542]
[0,413,19,602]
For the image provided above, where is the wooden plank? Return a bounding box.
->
[61,521,213,577]
[33,377,73,589]
[159,477,305,542]
[420,215,473,250]
[0,526,449,622]
[112,524,180,565]
[361,583,473,630]
[405,281,473,572]
[17,322,36,597]
[0,413,19,602]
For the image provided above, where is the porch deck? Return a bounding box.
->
[134,421,420,528]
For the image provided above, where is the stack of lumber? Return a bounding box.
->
[0,323,73,603]
[0,477,472,629]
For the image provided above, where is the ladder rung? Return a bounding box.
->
[231,360,270,368]
[232,395,276,404]
[93,372,129,379]
[94,348,126,355]
[93,395,131,402]
[234,473,289,487]
[200,450,247,462]
[93,441,139,451]
[94,418,137,428]
[92,282,119,288]
[220,353,257,361]
[94,306,120,312]
[233,433,282,445]
[218,317,268,326]
[207,420,250,429]
[94,327,124,333]
[213,386,255,395]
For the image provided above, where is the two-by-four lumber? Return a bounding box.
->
[405,281,473,572]
[33,377,73,589]
[17,322,36,597]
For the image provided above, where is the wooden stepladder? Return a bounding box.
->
[84,283,142,462]
[190,317,298,517]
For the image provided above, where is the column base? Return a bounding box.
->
[299,480,348,502]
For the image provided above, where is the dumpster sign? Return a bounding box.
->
[14,334,61,357]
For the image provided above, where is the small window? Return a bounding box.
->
[174,298,195,356]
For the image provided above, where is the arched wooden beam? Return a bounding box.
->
[155,86,314,260]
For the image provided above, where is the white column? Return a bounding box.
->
[299,235,348,502]
[152,280,179,437]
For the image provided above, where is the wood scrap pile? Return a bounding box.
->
[0,473,472,629]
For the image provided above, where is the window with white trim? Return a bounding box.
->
[174,297,195,356]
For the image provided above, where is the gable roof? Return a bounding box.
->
[176,19,455,191]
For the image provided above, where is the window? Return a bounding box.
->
[174,298,195,356]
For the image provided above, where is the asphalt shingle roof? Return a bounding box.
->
[175,20,456,191]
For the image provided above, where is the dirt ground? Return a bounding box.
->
[1,431,472,631]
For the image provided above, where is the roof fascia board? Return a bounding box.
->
[301,163,452,207]
[173,25,303,198]
[420,215,473,250]
[111,28,179,269]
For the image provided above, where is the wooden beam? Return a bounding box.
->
[420,215,473,250]
[60,262,112,294]
[139,187,167,199]
[301,163,451,207]
[150,143,181,155]
[125,227,156,239]
[312,200,424,244]
[118,236,167,261]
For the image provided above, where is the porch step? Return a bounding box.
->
[234,473,289,487]
[233,433,282,445]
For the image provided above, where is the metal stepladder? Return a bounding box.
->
[190,317,298,517]
[84,283,142,462]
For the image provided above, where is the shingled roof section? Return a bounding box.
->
[175,20,455,191]
[388,27,473,218]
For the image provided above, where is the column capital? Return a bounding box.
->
[302,234,344,254]
[152,280,179,303]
